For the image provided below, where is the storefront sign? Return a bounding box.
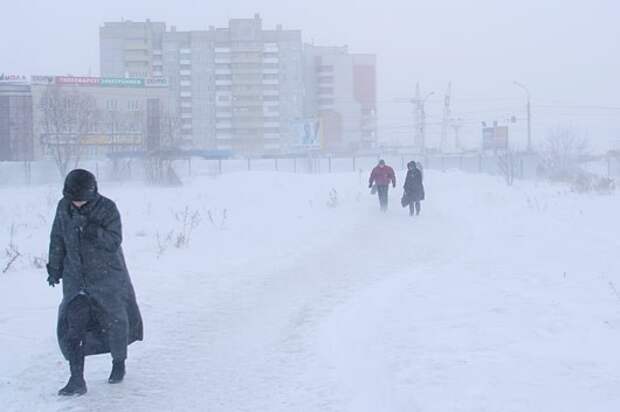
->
[31,75,55,85]
[0,73,28,83]
[101,78,145,88]
[55,76,100,86]
[145,77,169,87]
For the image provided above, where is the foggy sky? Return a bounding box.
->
[2,0,619,151]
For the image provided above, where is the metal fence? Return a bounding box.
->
[0,152,616,186]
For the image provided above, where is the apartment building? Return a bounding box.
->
[100,15,304,155]
[304,45,378,152]
[99,20,166,79]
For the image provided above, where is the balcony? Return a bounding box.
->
[180,91,192,98]
[180,70,191,76]
[180,80,192,87]
[263,90,280,96]
[180,59,192,65]
[263,43,279,53]
[180,48,192,54]
[180,101,193,108]
[124,41,148,51]
[263,110,279,117]
[181,112,193,119]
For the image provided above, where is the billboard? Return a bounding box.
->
[41,133,143,146]
[482,126,509,150]
[296,118,321,147]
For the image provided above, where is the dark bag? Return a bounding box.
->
[401,193,409,208]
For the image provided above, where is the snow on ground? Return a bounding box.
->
[1,169,620,411]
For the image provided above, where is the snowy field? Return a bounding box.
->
[1,170,620,411]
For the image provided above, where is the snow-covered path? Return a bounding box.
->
[2,171,620,411]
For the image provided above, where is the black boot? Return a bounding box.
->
[58,356,87,396]
[108,360,126,384]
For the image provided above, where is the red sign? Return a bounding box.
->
[55,76,101,86]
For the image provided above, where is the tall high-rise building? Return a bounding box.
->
[100,15,304,155]
[304,45,377,152]
[100,20,166,79]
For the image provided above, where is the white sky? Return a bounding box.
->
[1,0,619,151]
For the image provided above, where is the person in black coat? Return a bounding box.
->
[402,161,425,216]
[47,169,143,396]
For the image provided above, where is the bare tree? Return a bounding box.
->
[497,150,516,186]
[39,86,99,177]
[541,127,588,180]
[160,109,183,148]
[145,108,184,185]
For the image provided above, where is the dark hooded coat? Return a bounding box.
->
[403,167,425,203]
[47,172,142,360]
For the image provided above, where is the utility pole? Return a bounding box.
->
[440,82,452,152]
[514,81,532,152]
[411,82,434,153]
[413,83,422,149]
[450,117,464,150]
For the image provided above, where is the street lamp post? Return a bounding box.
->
[513,81,532,152]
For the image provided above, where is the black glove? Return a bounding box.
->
[368,183,373,188]
[46,264,61,287]
[393,184,396,188]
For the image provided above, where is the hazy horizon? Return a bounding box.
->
[2,0,619,151]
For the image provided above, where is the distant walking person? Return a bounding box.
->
[47,169,143,396]
[402,161,425,216]
[369,159,396,212]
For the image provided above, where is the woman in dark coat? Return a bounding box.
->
[47,169,143,396]
[402,161,425,216]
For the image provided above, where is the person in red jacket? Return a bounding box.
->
[369,159,396,212]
